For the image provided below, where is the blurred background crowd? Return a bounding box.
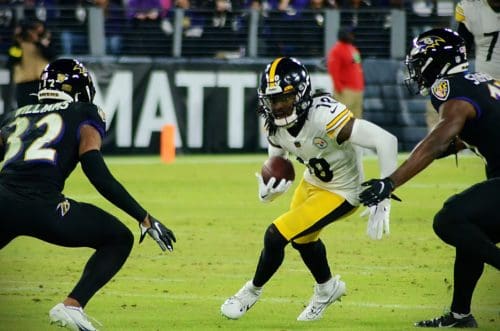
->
[0,0,455,59]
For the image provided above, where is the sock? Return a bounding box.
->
[452,311,471,319]
[249,281,263,292]
[316,277,334,293]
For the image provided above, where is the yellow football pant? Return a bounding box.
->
[273,179,357,244]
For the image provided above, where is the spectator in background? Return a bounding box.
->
[300,0,333,57]
[161,0,205,56]
[204,0,244,58]
[7,19,56,107]
[126,0,172,54]
[327,27,364,119]
[0,2,15,56]
[20,0,57,22]
[103,0,126,55]
[58,0,89,54]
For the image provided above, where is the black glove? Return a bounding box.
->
[359,177,400,207]
[139,215,176,252]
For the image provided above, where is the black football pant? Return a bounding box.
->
[0,186,134,307]
[432,178,500,315]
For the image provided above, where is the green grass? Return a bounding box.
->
[0,154,498,330]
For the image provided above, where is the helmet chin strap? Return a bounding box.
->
[274,111,298,128]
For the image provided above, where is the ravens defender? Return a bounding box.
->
[221,57,398,321]
[360,28,500,328]
[0,59,175,331]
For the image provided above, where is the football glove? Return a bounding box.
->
[256,173,292,203]
[139,215,176,252]
[361,199,391,240]
[359,177,401,206]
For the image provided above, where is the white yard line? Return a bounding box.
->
[0,285,497,312]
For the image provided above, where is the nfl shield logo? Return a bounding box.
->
[294,141,301,148]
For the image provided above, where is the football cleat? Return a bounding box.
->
[415,312,478,328]
[220,280,262,319]
[49,303,98,331]
[297,275,346,321]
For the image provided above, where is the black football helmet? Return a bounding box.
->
[405,28,468,95]
[38,58,96,103]
[258,57,312,128]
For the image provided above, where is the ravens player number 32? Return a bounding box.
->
[0,58,176,331]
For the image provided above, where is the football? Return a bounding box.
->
[261,156,295,187]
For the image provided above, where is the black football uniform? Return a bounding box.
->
[430,72,500,178]
[430,72,500,314]
[0,101,134,307]
[0,101,105,197]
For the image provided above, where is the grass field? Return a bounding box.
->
[0,153,498,331]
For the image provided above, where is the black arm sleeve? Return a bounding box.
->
[457,22,474,54]
[80,149,147,223]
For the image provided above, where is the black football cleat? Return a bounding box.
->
[415,312,478,328]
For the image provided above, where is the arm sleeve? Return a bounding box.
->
[267,141,287,158]
[348,119,398,178]
[457,22,474,53]
[80,149,147,223]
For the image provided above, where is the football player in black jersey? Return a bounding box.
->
[0,59,176,330]
[359,28,500,328]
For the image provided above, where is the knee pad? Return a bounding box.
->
[263,224,288,251]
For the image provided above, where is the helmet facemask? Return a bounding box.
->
[260,90,300,128]
[258,57,312,130]
[404,53,432,96]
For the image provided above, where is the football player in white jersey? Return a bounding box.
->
[220,57,398,321]
[455,0,500,79]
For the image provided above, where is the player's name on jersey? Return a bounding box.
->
[16,101,70,116]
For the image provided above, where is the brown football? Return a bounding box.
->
[261,156,295,187]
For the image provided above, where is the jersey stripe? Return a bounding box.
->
[455,3,465,22]
[326,108,351,130]
[268,57,284,88]
[326,113,352,138]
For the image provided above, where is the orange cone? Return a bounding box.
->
[160,124,175,163]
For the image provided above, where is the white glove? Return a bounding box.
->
[256,173,292,203]
[360,199,390,240]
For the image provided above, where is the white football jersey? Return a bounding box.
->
[456,0,500,79]
[268,94,362,205]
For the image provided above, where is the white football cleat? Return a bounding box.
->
[49,303,98,331]
[221,280,262,319]
[297,275,346,321]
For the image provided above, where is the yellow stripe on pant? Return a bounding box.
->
[273,179,358,244]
